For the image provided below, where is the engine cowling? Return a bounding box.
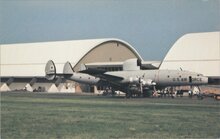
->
[143,79,156,86]
[129,77,140,84]
[128,77,156,87]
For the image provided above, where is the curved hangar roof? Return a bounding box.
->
[160,32,220,77]
[1,38,142,77]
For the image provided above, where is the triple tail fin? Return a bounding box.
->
[45,60,74,80]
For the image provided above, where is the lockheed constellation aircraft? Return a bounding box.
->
[45,59,208,97]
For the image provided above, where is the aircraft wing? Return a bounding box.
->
[79,67,124,84]
[98,73,124,81]
[96,73,125,90]
[79,68,106,75]
[79,64,124,81]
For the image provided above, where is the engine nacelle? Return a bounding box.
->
[68,72,100,85]
[128,77,156,87]
[128,77,140,84]
[143,79,156,86]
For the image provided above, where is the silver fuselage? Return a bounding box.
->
[67,69,208,87]
[105,69,208,87]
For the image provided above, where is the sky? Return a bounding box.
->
[0,0,219,60]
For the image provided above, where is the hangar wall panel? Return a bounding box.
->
[160,32,220,77]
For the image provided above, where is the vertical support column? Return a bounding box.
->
[93,86,99,94]
[6,77,14,86]
[24,84,33,92]
[24,78,38,92]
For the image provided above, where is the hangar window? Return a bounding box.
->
[115,67,121,71]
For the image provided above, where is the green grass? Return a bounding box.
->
[1,92,220,139]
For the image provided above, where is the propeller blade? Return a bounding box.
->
[140,83,143,94]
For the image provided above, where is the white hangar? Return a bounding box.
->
[160,32,220,83]
[1,31,219,92]
[0,38,146,92]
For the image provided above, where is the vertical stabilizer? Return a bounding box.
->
[123,58,141,71]
[63,62,74,75]
[45,60,56,80]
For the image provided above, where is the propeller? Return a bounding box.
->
[137,74,156,95]
[128,74,157,96]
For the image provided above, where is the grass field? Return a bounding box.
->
[1,92,220,139]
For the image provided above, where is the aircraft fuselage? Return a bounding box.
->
[105,69,208,87]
